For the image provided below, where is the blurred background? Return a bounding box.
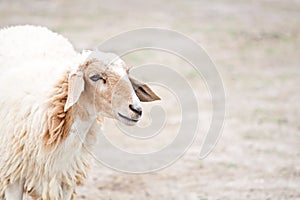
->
[1,0,299,199]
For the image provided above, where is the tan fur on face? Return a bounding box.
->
[80,59,132,118]
[42,58,119,150]
[42,59,117,150]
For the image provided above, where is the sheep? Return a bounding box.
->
[0,25,160,200]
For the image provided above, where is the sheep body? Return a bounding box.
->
[0,25,98,199]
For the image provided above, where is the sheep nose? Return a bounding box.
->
[129,104,142,116]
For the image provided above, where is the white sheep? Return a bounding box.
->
[0,25,160,200]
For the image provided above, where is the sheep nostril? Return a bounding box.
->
[129,104,142,116]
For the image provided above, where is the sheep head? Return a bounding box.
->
[64,51,160,125]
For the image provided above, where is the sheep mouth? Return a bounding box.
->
[118,112,139,123]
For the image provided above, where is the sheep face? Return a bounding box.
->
[65,56,160,126]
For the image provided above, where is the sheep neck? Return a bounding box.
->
[72,99,97,142]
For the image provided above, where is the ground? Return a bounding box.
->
[0,0,299,199]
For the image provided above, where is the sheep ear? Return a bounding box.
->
[129,77,161,102]
[64,71,85,112]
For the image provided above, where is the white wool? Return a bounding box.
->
[0,26,98,109]
[0,25,101,199]
[0,25,77,68]
[0,25,82,99]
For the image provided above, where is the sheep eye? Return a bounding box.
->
[90,74,102,82]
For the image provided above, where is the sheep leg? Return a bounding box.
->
[5,180,24,200]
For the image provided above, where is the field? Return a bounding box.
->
[0,0,299,199]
